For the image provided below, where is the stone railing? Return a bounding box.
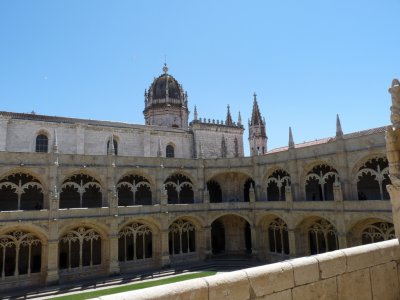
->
[93,239,400,300]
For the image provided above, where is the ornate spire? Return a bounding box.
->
[289,127,295,149]
[53,129,59,153]
[238,111,242,126]
[336,114,343,138]
[226,105,233,126]
[194,105,198,121]
[251,92,263,125]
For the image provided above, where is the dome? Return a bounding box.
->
[148,64,184,101]
[150,74,182,100]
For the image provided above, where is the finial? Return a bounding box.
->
[253,92,257,101]
[238,111,242,126]
[157,138,162,157]
[194,105,198,121]
[163,63,168,74]
[53,129,59,153]
[289,127,295,149]
[226,104,233,126]
[336,114,343,138]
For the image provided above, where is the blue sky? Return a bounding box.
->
[0,1,399,155]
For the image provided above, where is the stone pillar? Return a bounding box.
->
[249,185,255,203]
[333,181,343,202]
[203,187,209,204]
[203,225,212,256]
[160,185,168,205]
[337,232,348,249]
[160,229,170,267]
[387,185,400,239]
[46,239,59,285]
[46,220,60,285]
[49,192,59,220]
[285,186,293,210]
[250,226,258,256]
[288,229,297,257]
[108,221,120,275]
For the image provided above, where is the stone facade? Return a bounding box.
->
[0,69,396,293]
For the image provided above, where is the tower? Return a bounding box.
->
[248,93,267,155]
[143,64,189,128]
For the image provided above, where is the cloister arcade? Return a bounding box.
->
[0,153,394,289]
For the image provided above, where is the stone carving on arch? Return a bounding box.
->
[355,156,390,200]
[0,172,44,211]
[117,174,152,206]
[164,173,194,204]
[60,173,103,208]
[118,222,153,262]
[304,164,339,201]
[265,169,291,201]
[168,219,196,256]
[0,230,43,278]
[307,218,338,254]
[59,226,102,271]
[361,222,395,244]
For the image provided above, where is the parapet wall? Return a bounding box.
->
[95,239,400,300]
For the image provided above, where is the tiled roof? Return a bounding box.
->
[267,126,387,154]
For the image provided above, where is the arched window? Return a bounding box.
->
[308,219,338,254]
[169,219,196,255]
[60,174,102,208]
[35,134,48,153]
[164,174,193,204]
[305,164,339,201]
[166,145,174,158]
[266,170,291,201]
[59,227,101,270]
[0,231,42,278]
[207,180,222,203]
[107,139,118,155]
[117,174,152,206]
[356,157,390,200]
[0,173,43,211]
[361,222,395,244]
[268,218,290,255]
[118,223,152,262]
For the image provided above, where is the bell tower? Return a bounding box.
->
[248,93,267,156]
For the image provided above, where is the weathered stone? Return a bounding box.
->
[337,268,372,300]
[206,270,250,300]
[245,262,294,297]
[316,249,346,279]
[370,261,399,300]
[292,277,337,300]
[289,256,319,286]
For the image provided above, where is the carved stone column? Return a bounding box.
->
[108,220,120,275]
[387,184,400,239]
[249,185,255,203]
[288,229,297,257]
[160,229,170,267]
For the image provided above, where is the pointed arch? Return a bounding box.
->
[266,169,291,201]
[164,173,193,204]
[305,164,339,201]
[117,174,152,206]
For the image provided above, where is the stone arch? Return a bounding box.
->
[209,213,252,255]
[58,221,109,272]
[117,170,155,187]
[60,169,106,190]
[347,217,394,246]
[164,172,194,204]
[353,155,390,200]
[265,168,291,201]
[117,173,153,206]
[169,214,206,230]
[0,171,45,211]
[206,171,255,203]
[59,171,104,208]
[118,217,161,233]
[303,162,339,201]
[295,215,338,256]
[0,224,49,244]
[0,225,47,279]
[209,212,253,227]
[168,217,197,256]
[257,214,290,257]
